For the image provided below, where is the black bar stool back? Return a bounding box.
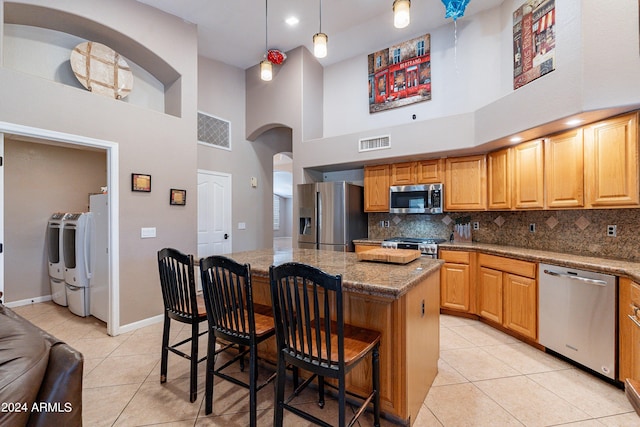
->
[157,247,208,403]
[199,255,276,427]
[269,262,381,427]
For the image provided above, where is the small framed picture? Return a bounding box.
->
[131,173,151,192]
[170,188,186,206]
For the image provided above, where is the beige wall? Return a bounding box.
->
[304,0,640,171]
[0,0,198,327]
[198,57,293,251]
[4,139,106,301]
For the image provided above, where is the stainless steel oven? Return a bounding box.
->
[381,237,445,258]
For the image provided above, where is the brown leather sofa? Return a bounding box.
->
[0,303,83,426]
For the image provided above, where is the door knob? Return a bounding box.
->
[224,233,229,239]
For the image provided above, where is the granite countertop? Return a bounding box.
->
[354,238,640,282]
[216,248,443,299]
[439,242,640,282]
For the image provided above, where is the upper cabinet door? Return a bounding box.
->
[416,159,444,184]
[364,164,390,212]
[445,155,487,211]
[545,128,584,208]
[487,148,512,210]
[584,112,639,207]
[390,162,416,185]
[513,140,545,209]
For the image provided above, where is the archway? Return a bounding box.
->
[273,152,293,251]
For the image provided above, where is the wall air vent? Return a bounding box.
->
[198,111,231,151]
[358,135,391,152]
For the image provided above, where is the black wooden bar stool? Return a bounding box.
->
[199,255,276,427]
[157,248,208,403]
[269,262,381,427]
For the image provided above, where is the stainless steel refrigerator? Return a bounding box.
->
[297,182,367,252]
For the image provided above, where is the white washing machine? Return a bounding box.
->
[46,212,67,306]
[63,212,94,317]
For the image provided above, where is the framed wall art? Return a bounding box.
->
[131,173,151,192]
[368,33,431,113]
[170,188,186,206]
[513,0,556,89]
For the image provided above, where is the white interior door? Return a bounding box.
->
[197,170,232,258]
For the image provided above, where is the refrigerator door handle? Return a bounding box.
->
[316,191,321,248]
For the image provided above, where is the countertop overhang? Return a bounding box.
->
[214,248,443,299]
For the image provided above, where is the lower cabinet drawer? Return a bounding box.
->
[440,250,470,264]
[478,253,536,279]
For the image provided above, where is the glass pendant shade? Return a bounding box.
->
[393,0,411,29]
[260,60,273,81]
[313,33,328,58]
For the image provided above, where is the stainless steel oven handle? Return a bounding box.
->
[543,269,608,286]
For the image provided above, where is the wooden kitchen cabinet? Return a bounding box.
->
[391,162,416,185]
[477,253,537,340]
[545,128,584,208]
[478,266,503,323]
[445,155,487,211]
[487,147,512,210]
[364,164,390,212]
[503,273,537,340]
[513,139,544,209]
[390,159,444,185]
[584,112,639,208]
[440,250,475,313]
[416,159,444,184]
[619,277,640,382]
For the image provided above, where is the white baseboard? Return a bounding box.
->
[117,314,164,334]
[4,295,53,308]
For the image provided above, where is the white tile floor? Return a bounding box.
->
[11,302,640,426]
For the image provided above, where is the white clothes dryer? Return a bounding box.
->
[63,212,94,317]
[47,212,67,306]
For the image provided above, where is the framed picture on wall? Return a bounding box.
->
[170,188,186,205]
[131,173,151,192]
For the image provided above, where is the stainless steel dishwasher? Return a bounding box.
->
[538,263,616,379]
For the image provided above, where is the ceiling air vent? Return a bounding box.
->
[359,135,391,152]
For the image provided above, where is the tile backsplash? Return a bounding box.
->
[368,209,640,261]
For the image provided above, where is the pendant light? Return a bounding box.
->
[313,0,328,58]
[393,0,411,29]
[260,0,273,81]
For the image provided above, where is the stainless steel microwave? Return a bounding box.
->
[389,183,443,214]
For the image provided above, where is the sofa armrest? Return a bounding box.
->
[27,342,83,427]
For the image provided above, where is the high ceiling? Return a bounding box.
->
[136,0,503,70]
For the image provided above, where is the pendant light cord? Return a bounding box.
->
[265,0,268,53]
[319,0,322,33]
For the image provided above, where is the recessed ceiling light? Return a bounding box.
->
[285,16,299,26]
[565,119,583,126]
[510,136,523,143]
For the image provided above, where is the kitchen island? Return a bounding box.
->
[219,248,443,426]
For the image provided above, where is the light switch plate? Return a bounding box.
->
[141,227,156,238]
[238,222,246,230]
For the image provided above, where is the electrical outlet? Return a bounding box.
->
[384,220,390,228]
[473,222,479,230]
[607,224,617,237]
[529,223,536,233]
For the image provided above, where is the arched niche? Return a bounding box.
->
[3,2,182,116]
